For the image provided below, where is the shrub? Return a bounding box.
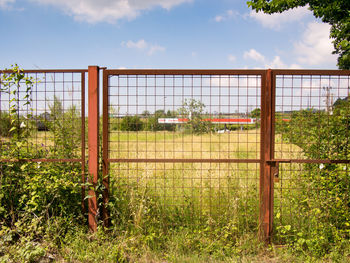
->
[47,96,81,158]
[0,65,83,262]
[275,97,350,256]
[0,111,11,137]
[145,109,176,132]
[120,115,143,131]
[178,99,212,134]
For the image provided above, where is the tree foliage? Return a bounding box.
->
[247,0,350,69]
[250,108,261,118]
[178,99,212,134]
[146,109,176,131]
[120,115,143,131]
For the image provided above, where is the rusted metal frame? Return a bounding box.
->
[268,159,350,164]
[104,69,266,76]
[81,72,86,214]
[271,69,350,76]
[1,69,88,74]
[102,69,110,228]
[108,158,261,163]
[88,66,99,232]
[259,69,275,243]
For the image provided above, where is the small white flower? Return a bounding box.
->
[20,122,26,128]
[319,163,324,169]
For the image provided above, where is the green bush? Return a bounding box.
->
[0,111,11,137]
[178,99,212,134]
[145,109,176,131]
[120,115,143,131]
[0,65,83,262]
[275,98,350,257]
[110,117,121,131]
[47,96,81,158]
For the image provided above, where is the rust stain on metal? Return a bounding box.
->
[88,66,99,232]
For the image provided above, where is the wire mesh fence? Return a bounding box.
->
[0,70,86,162]
[273,71,350,242]
[275,72,350,160]
[1,67,349,240]
[0,69,87,212]
[104,70,263,230]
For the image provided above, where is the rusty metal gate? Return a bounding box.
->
[101,68,350,241]
[271,70,350,242]
[102,69,263,236]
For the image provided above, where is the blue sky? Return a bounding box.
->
[0,0,338,70]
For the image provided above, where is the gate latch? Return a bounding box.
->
[269,161,280,183]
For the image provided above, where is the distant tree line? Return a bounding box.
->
[111,100,260,133]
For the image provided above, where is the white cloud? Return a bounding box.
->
[264,55,301,69]
[243,48,301,69]
[228,54,236,62]
[243,49,265,63]
[30,0,192,23]
[214,9,239,22]
[124,39,147,50]
[264,56,287,68]
[250,6,311,30]
[244,22,336,68]
[0,0,15,9]
[214,15,224,22]
[122,39,165,56]
[294,22,336,66]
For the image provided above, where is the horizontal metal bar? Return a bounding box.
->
[105,69,266,76]
[1,69,88,74]
[2,69,349,75]
[272,69,350,76]
[269,159,350,164]
[108,158,261,163]
[0,158,83,163]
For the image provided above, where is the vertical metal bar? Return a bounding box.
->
[260,69,274,242]
[81,72,86,214]
[102,69,110,227]
[88,66,99,232]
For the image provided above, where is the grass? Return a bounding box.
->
[109,129,262,159]
[109,129,263,219]
[102,129,309,262]
[3,128,348,262]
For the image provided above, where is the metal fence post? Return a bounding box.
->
[88,66,99,232]
[260,69,275,242]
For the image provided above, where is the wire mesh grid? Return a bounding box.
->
[275,73,350,160]
[273,72,350,241]
[0,70,86,162]
[106,71,262,228]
